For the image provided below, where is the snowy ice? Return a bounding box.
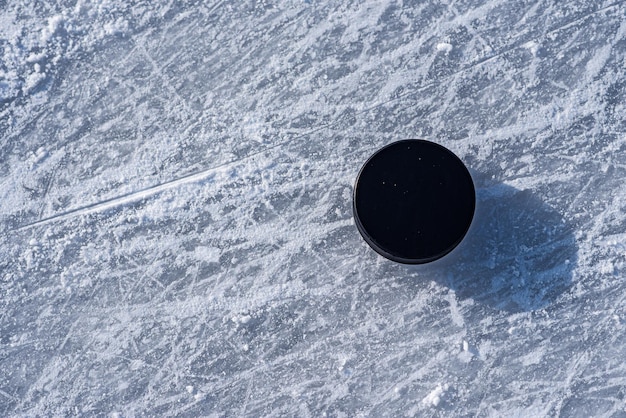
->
[2,0,626,416]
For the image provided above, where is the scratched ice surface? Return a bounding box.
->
[1,0,626,416]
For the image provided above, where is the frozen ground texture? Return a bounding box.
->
[1,0,626,416]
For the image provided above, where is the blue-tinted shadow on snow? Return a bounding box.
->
[407,178,577,313]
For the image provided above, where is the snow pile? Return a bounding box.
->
[422,383,450,408]
[436,42,453,54]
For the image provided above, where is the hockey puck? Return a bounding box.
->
[353,139,475,264]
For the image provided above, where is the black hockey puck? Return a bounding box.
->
[353,139,475,264]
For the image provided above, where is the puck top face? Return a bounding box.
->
[353,139,475,264]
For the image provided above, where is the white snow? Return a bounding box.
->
[194,246,221,264]
[422,383,449,407]
[436,42,453,54]
[40,15,65,43]
[23,68,46,94]
[523,40,540,56]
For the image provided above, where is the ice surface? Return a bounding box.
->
[1,0,626,416]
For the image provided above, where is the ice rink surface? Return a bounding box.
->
[1,0,626,416]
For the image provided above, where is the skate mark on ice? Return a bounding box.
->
[13,2,622,232]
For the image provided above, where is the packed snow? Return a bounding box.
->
[2,0,626,416]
